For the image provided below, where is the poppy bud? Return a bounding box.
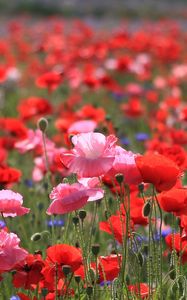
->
[143,201,151,217]
[138,251,144,267]
[31,232,42,242]
[75,241,80,248]
[105,210,108,219]
[106,114,111,121]
[91,244,100,256]
[169,266,176,280]
[63,178,69,183]
[37,202,44,210]
[72,216,79,225]
[115,173,124,184]
[126,275,130,285]
[79,210,87,220]
[41,230,51,240]
[86,285,93,296]
[62,265,72,276]
[38,117,48,132]
[74,275,81,284]
[88,268,96,283]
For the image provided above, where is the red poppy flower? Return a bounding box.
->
[120,192,148,226]
[165,233,187,263]
[98,255,121,282]
[36,72,62,92]
[76,104,106,123]
[18,97,53,121]
[121,98,144,118]
[0,65,7,83]
[153,144,187,171]
[99,215,134,244]
[13,254,44,290]
[0,118,28,147]
[128,283,149,299]
[17,293,37,300]
[42,244,82,287]
[0,147,7,165]
[135,153,180,192]
[170,128,187,145]
[158,188,187,215]
[0,165,21,186]
[180,215,187,236]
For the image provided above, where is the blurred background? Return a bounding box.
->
[0,0,186,19]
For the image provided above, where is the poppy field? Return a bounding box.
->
[1,17,187,299]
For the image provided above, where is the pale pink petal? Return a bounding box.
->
[68,120,97,134]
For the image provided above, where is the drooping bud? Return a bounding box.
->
[31,232,42,242]
[143,201,151,217]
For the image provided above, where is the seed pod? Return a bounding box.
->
[91,244,100,256]
[79,210,86,220]
[74,275,81,284]
[62,265,72,276]
[86,286,93,296]
[72,216,79,225]
[115,173,124,184]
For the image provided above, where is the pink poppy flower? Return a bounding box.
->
[0,230,28,271]
[78,177,104,201]
[106,146,142,185]
[68,120,97,134]
[15,129,55,154]
[61,132,117,177]
[0,190,30,217]
[46,182,103,215]
[32,147,68,182]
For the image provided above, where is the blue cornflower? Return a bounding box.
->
[111,92,124,102]
[24,179,34,188]
[135,132,149,142]
[120,137,130,146]
[0,220,6,229]
[100,280,112,287]
[47,219,65,227]
[10,296,21,300]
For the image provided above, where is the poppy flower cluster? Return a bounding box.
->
[1,17,187,299]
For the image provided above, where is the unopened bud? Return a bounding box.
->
[31,232,42,242]
[143,201,151,217]
[38,117,48,132]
